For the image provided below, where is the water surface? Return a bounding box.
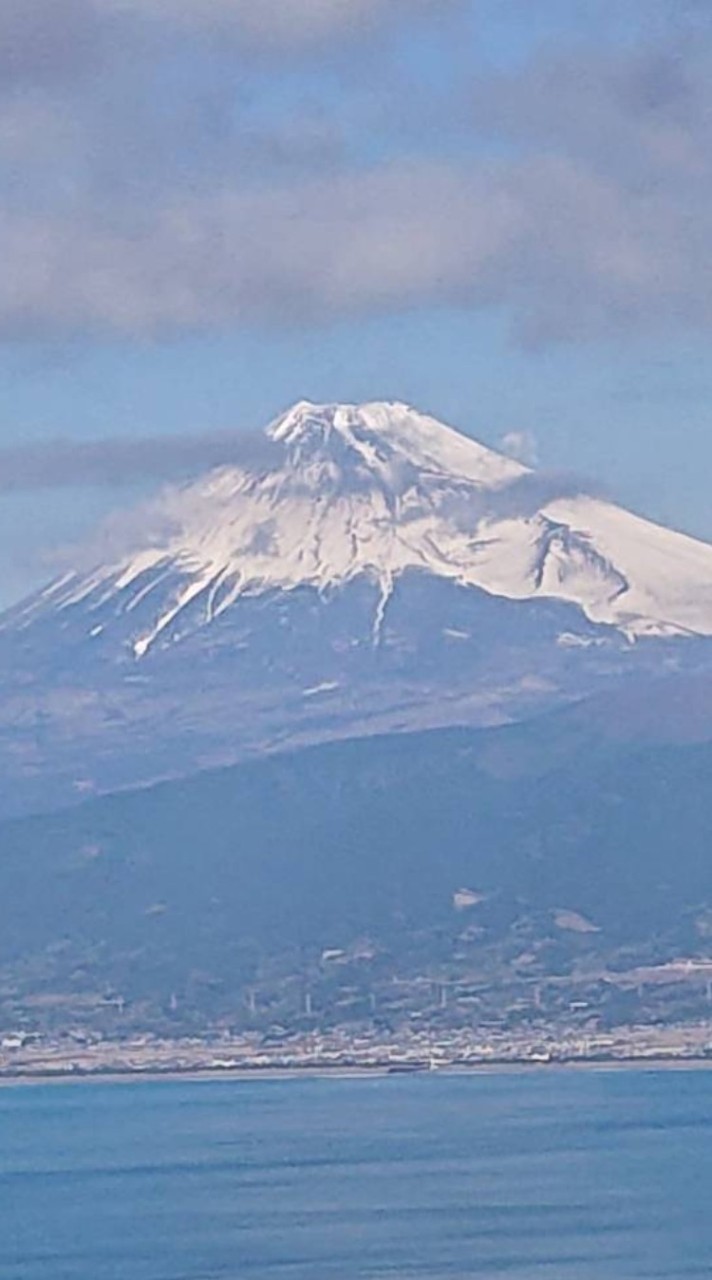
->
[1,1069,711,1279]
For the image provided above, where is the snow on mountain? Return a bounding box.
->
[4,398,712,820]
[14,399,712,654]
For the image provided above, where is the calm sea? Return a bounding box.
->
[1,1069,711,1279]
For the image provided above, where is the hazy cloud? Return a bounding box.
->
[0,0,104,89]
[0,430,280,492]
[441,470,606,529]
[40,440,604,575]
[500,431,539,466]
[488,471,606,519]
[0,0,452,89]
[111,0,454,49]
[1,4,711,346]
[3,144,712,344]
[477,44,711,181]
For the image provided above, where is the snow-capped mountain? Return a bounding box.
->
[3,399,712,818]
[14,399,712,649]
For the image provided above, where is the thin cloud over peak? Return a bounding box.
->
[0,430,280,493]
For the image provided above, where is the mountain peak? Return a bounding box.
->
[8,399,712,658]
[267,399,523,489]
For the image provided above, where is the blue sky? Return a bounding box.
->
[1,0,712,604]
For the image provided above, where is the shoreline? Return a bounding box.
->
[2,1055,712,1089]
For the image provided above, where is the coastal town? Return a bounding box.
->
[4,891,712,1083]
[3,1018,712,1082]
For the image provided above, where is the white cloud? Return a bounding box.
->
[500,432,539,466]
[1,4,712,346]
[3,146,711,343]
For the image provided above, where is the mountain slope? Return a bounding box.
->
[2,399,712,818]
[1,713,712,1018]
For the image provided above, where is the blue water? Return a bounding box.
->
[1,1070,711,1279]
